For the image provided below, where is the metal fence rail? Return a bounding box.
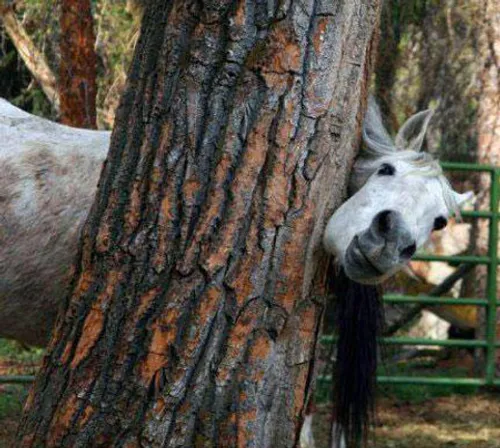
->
[321,161,500,387]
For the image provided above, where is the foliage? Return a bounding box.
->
[0,339,43,367]
[0,0,136,127]
[377,0,483,164]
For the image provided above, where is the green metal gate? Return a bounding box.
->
[322,161,500,387]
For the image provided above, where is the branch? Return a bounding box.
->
[0,2,60,111]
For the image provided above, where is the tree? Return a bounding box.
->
[17,1,381,446]
[59,0,97,128]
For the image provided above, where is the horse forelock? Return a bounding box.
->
[352,147,460,219]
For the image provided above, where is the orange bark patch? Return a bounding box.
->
[73,271,94,297]
[124,180,142,234]
[249,332,271,361]
[77,403,95,429]
[233,0,246,28]
[275,89,299,148]
[237,408,257,447]
[47,393,79,446]
[313,17,329,54]
[135,287,162,320]
[273,204,314,313]
[216,301,262,384]
[298,305,316,341]
[71,270,122,368]
[153,181,177,271]
[248,332,272,382]
[184,285,222,355]
[96,223,111,253]
[95,191,118,252]
[260,23,302,75]
[141,307,181,383]
[203,111,272,274]
[70,308,104,369]
[61,341,73,365]
[292,365,310,418]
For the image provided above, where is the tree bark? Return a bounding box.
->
[0,1,60,110]
[18,1,380,446]
[59,0,97,128]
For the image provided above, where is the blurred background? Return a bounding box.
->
[0,1,498,447]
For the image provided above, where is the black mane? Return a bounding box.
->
[331,266,384,447]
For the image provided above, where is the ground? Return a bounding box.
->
[0,339,499,447]
[313,393,500,448]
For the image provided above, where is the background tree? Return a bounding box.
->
[17,0,381,446]
[59,0,97,128]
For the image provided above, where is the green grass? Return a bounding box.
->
[0,339,44,367]
[0,385,29,419]
[378,357,480,403]
[316,352,481,404]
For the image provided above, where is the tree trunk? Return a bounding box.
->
[59,0,97,128]
[18,1,380,446]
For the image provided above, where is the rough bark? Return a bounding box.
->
[0,1,59,110]
[18,1,380,446]
[59,0,97,128]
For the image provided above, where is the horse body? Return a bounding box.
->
[0,99,109,345]
[0,98,473,445]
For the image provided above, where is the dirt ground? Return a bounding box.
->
[314,392,500,448]
[1,389,498,447]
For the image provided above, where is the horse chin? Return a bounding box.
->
[344,236,389,285]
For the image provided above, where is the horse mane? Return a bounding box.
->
[350,97,460,218]
[330,266,383,448]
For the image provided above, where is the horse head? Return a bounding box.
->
[324,98,472,284]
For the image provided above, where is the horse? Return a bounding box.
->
[0,99,110,346]
[0,97,472,445]
[320,97,472,447]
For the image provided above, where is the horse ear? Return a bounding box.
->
[395,109,434,152]
[453,190,475,208]
[362,96,395,155]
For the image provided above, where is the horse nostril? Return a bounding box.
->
[376,210,394,235]
[400,242,417,258]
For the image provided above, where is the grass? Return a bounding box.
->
[0,339,43,369]
[0,339,43,447]
[377,357,480,404]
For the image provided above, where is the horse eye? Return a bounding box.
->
[377,163,395,176]
[433,216,448,231]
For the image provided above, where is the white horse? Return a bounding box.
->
[0,97,472,445]
[319,98,472,447]
[0,99,110,346]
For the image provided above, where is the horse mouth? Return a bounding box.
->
[345,235,384,280]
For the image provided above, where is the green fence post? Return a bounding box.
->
[485,168,499,384]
